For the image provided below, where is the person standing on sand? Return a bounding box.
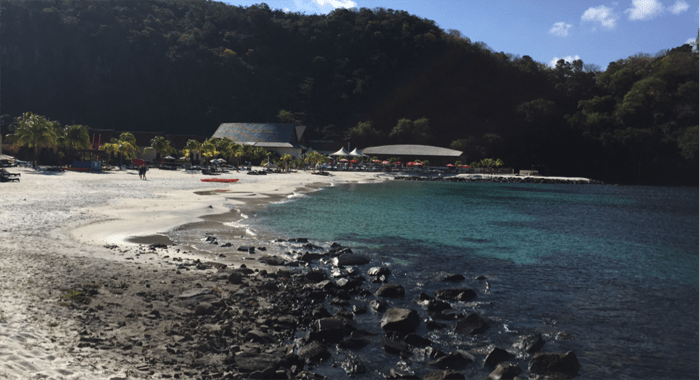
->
[142,165,148,180]
[138,165,144,179]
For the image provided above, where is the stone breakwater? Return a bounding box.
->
[394,175,604,185]
[67,239,582,379]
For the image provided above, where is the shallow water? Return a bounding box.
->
[249,181,698,379]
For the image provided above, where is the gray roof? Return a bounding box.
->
[213,123,304,148]
[361,144,463,157]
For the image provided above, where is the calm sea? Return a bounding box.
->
[250,181,699,379]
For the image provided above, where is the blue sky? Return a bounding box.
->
[220,0,698,70]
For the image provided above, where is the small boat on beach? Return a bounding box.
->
[200,178,239,183]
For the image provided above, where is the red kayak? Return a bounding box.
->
[200,178,239,183]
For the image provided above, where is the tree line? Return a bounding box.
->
[0,0,697,184]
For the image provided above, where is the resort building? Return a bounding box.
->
[360,144,463,165]
[212,123,309,158]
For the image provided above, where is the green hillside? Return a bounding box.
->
[1,0,697,184]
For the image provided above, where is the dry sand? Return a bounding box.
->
[0,166,393,379]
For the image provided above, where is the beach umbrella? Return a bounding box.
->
[415,162,422,165]
[350,159,358,163]
[382,160,390,165]
[446,164,454,167]
[340,158,348,162]
[373,159,381,163]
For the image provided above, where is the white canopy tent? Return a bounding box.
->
[349,148,367,157]
[330,147,350,157]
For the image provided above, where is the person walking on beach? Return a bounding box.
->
[138,164,148,180]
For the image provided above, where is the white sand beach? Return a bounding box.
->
[0,166,593,379]
[0,166,393,379]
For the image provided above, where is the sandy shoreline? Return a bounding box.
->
[0,166,393,379]
[0,166,594,379]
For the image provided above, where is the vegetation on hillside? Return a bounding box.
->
[0,0,696,184]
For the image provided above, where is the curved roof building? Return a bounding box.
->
[361,144,462,157]
[212,123,309,157]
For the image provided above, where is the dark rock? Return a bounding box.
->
[528,351,580,379]
[367,267,391,277]
[311,316,352,343]
[330,298,351,306]
[194,303,214,316]
[454,313,487,335]
[237,246,255,252]
[329,242,342,248]
[303,270,327,282]
[300,252,322,262]
[375,284,405,298]
[369,299,388,313]
[341,356,366,375]
[426,299,452,313]
[380,308,420,333]
[245,329,275,344]
[339,337,370,349]
[434,308,464,321]
[423,370,466,380]
[484,347,514,368]
[220,242,233,248]
[434,288,477,302]
[336,277,363,290]
[258,255,287,266]
[512,333,545,353]
[302,242,323,250]
[418,292,434,301]
[290,238,309,243]
[227,272,243,284]
[381,336,408,355]
[441,273,465,282]
[404,333,431,347]
[426,320,448,331]
[235,352,282,373]
[429,350,474,369]
[336,308,354,319]
[297,341,330,362]
[352,305,367,314]
[487,362,522,380]
[425,347,446,359]
[248,367,277,379]
[334,253,371,267]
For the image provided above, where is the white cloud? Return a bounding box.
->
[669,0,690,15]
[685,37,696,45]
[625,0,665,20]
[295,0,356,14]
[549,22,572,37]
[581,5,618,30]
[549,55,581,68]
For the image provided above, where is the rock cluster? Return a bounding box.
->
[74,240,582,379]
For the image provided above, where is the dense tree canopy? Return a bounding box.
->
[1,0,696,184]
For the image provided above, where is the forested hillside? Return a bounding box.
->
[1,0,697,184]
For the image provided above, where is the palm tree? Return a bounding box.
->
[280,154,293,172]
[181,139,202,164]
[10,112,60,167]
[63,125,91,151]
[150,135,174,161]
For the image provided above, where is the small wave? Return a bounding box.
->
[223,221,248,228]
[240,212,249,219]
[287,192,306,199]
[246,228,257,236]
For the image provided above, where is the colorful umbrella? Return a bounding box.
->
[340,158,348,162]
[350,160,358,163]
[446,164,454,167]
[382,161,390,164]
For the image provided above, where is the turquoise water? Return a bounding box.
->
[257,181,698,285]
[251,181,698,379]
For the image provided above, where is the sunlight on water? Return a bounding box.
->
[256,181,698,284]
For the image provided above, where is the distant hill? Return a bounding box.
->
[1,0,697,184]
